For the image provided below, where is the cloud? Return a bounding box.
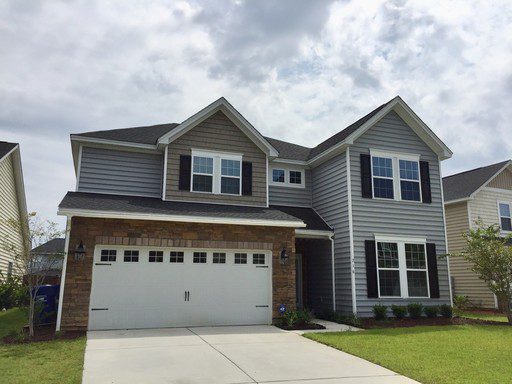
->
[0,0,511,228]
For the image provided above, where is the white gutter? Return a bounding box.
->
[346,148,357,315]
[56,217,71,331]
[295,229,334,238]
[57,208,306,228]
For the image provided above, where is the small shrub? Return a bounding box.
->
[453,295,469,317]
[344,314,362,327]
[283,310,299,327]
[373,304,388,320]
[424,306,439,318]
[296,309,312,324]
[391,305,407,319]
[0,275,27,310]
[407,303,424,319]
[439,304,453,318]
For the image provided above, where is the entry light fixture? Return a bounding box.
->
[279,247,288,265]
[74,241,86,261]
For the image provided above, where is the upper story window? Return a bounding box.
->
[191,150,242,195]
[499,202,512,232]
[370,150,421,202]
[269,166,305,188]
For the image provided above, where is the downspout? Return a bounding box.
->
[438,159,453,306]
[330,234,336,311]
[346,148,357,315]
[56,216,71,331]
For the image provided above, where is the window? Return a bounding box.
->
[372,156,394,199]
[234,253,247,264]
[213,252,226,264]
[252,253,265,265]
[272,169,285,183]
[399,160,420,201]
[149,251,163,263]
[371,150,421,202]
[499,202,512,231]
[170,251,184,263]
[221,159,241,195]
[376,237,429,298]
[193,252,207,263]
[192,156,214,192]
[289,171,302,184]
[124,250,139,262]
[100,249,117,262]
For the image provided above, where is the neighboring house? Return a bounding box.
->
[29,238,65,285]
[0,141,28,279]
[56,96,453,331]
[443,160,512,309]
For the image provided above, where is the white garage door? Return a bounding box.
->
[88,246,272,330]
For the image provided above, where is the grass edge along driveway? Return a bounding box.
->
[0,308,86,384]
[306,325,512,384]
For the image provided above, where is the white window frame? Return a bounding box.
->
[269,165,305,188]
[497,201,512,233]
[374,234,430,299]
[191,149,242,196]
[370,150,422,203]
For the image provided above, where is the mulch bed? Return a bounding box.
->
[360,316,509,329]
[275,322,326,331]
[2,324,85,344]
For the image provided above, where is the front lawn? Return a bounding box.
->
[306,325,512,384]
[461,310,508,323]
[0,308,86,384]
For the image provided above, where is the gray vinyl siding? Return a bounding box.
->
[165,111,267,206]
[269,169,312,207]
[350,110,450,317]
[303,239,333,313]
[311,154,353,314]
[78,146,163,197]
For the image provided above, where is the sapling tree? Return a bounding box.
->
[451,220,512,324]
[2,212,64,337]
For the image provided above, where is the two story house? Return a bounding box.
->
[56,96,453,331]
[444,160,512,309]
[0,141,28,279]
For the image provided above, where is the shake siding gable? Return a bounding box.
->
[349,111,450,316]
[165,111,267,206]
[311,154,352,314]
[0,154,24,276]
[78,146,163,198]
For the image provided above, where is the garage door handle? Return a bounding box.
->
[184,291,190,301]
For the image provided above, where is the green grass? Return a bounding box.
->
[306,325,512,384]
[461,310,508,322]
[0,308,86,384]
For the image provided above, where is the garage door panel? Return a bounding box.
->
[89,247,272,330]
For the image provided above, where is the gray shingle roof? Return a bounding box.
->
[442,160,511,202]
[32,238,66,254]
[59,192,304,224]
[0,141,18,160]
[76,123,179,145]
[73,99,395,161]
[270,205,332,232]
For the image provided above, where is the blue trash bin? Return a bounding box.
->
[33,285,60,325]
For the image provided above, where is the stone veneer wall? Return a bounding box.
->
[60,216,296,330]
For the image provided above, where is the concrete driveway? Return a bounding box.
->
[83,326,418,384]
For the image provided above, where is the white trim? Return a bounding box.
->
[266,156,269,207]
[70,135,157,151]
[374,234,427,243]
[497,200,512,233]
[439,159,453,306]
[444,197,472,205]
[346,148,357,315]
[467,199,473,229]
[58,208,307,228]
[56,217,71,331]
[272,158,308,166]
[330,234,336,312]
[191,149,242,195]
[162,145,168,200]
[269,163,306,189]
[295,229,334,238]
[157,97,279,157]
[75,144,83,192]
[370,149,419,162]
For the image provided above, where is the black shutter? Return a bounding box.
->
[365,240,378,298]
[420,161,432,203]
[426,243,440,298]
[360,154,373,198]
[242,161,252,196]
[178,155,191,191]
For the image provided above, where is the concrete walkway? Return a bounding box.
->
[83,325,419,384]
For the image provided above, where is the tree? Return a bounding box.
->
[451,220,512,324]
[2,212,64,337]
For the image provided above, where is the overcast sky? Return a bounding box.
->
[1,0,511,229]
